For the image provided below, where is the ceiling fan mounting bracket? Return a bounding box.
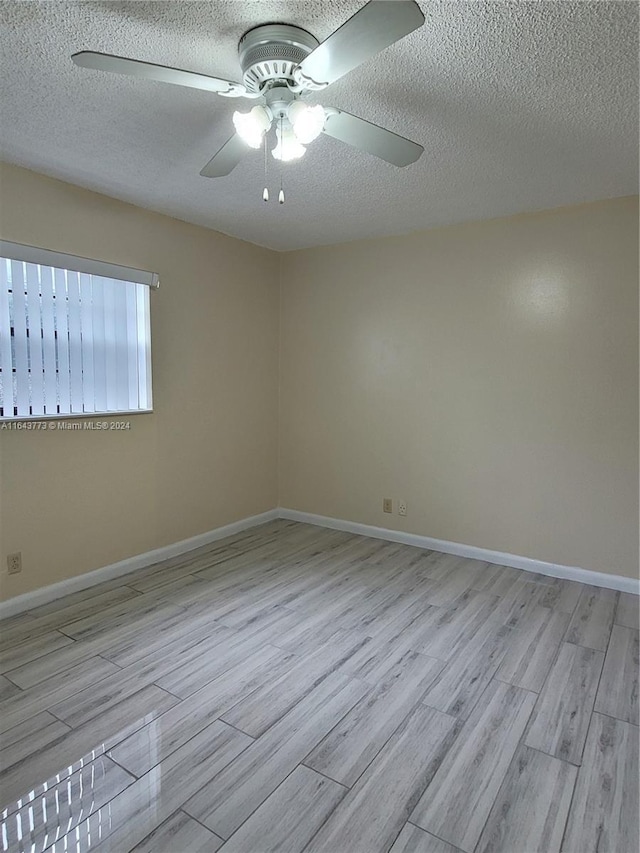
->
[238,24,321,94]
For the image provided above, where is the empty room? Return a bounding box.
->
[0,2,638,852]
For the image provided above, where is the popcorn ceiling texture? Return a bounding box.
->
[0,1,637,251]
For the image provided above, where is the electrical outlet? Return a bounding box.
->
[398,501,407,517]
[383,498,392,513]
[7,552,22,574]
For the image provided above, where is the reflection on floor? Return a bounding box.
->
[0,519,638,853]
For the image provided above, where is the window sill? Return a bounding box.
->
[0,409,153,424]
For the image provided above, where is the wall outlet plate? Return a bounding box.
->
[383,498,392,513]
[398,501,407,517]
[7,552,22,574]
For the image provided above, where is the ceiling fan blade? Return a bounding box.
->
[200,134,249,177]
[323,110,423,167]
[72,51,247,96]
[295,0,424,89]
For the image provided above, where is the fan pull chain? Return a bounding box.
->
[278,115,285,204]
[262,133,269,202]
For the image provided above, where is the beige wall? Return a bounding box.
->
[279,197,639,578]
[1,165,637,600]
[0,163,280,600]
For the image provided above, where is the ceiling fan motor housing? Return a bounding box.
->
[238,24,319,93]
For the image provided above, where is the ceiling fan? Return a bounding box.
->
[72,0,425,181]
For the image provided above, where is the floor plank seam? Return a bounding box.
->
[557,741,585,853]
[0,672,23,691]
[298,762,351,789]
[593,709,640,727]
[406,819,464,851]
[104,753,139,782]
[178,807,225,844]
[95,651,124,669]
[215,718,259,741]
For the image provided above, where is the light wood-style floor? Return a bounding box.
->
[0,520,638,853]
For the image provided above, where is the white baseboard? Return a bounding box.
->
[0,509,279,620]
[278,508,640,595]
[2,504,637,620]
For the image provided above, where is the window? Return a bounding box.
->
[0,241,157,420]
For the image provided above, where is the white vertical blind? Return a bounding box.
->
[40,266,58,414]
[103,276,117,412]
[114,281,129,412]
[0,262,14,410]
[125,284,139,411]
[25,263,44,416]
[79,273,95,412]
[0,256,153,419]
[137,284,152,411]
[54,267,71,414]
[67,270,84,414]
[91,275,107,412]
[10,261,29,417]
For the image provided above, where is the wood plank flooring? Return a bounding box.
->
[0,520,638,853]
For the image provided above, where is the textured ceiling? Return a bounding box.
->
[0,1,637,251]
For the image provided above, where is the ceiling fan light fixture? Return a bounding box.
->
[72,0,427,182]
[272,121,306,162]
[232,105,272,149]
[287,101,326,144]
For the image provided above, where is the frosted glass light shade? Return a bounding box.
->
[272,121,306,161]
[288,101,326,144]
[232,106,272,149]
